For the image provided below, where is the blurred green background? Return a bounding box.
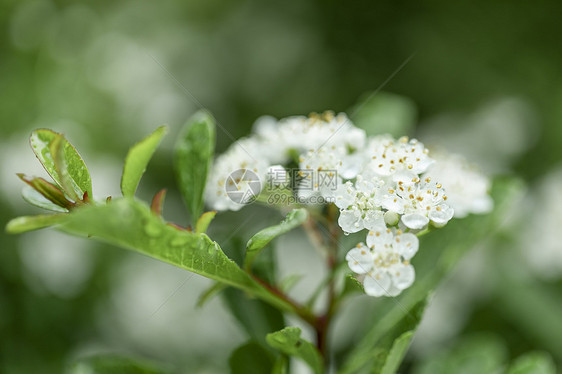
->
[1,0,562,373]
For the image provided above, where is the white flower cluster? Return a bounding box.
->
[205,112,364,211]
[346,228,418,297]
[331,135,454,233]
[205,111,493,297]
[422,151,493,218]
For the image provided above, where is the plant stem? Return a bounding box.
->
[251,274,320,328]
[314,203,342,363]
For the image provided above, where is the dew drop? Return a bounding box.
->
[143,221,162,237]
[170,235,189,247]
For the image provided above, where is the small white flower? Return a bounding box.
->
[205,138,268,211]
[422,151,493,218]
[335,176,386,233]
[381,178,454,229]
[296,146,344,202]
[365,136,434,179]
[338,207,385,234]
[253,111,366,164]
[346,228,419,297]
[267,164,289,187]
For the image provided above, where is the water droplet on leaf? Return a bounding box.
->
[170,235,189,247]
[143,221,162,237]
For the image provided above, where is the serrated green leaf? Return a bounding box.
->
[175,111,215,220]
[195,211,216,234]
[30,129,92,199]
[507,351,556,374]
[6,214,67,234]
[245,209,308,270]
[350,92,417,138]
[53,197,294,312]
[67,354,174,374]
[341,297,427,374]
[121,126,168,197]
[229,341,275,374]
[378,331,414,374]
[342,274,364,297]
[18,174,73,210]
[340,177,523,374]
[21,185,68,212]
[266,327,324,374]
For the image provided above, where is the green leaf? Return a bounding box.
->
[342,274,364,297]
[174,111,216,220]
[411,334,508,374]
[339,177,523,374]
[30,129,92,199]
[18,174,72,211]
[195,211,216,234]
[54,197,294,313]
[378,331,415,374]
[6,214,67,234]
[67,354,174,374]
[21,185,68,212]
[266,327,324,374]
[350,92,417,138]
[340,297,427,374]
[229,341,275,374]
[507,351,556,374]
[245,209,308,270]
[121,126,168,197]
[271,355,289,374]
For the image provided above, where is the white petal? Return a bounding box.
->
[395,232,419,260]
[363,271,392,297]
[366,226,393,250]
[392,171,418,185]
[363,210,385,231]
[381,195,405,214]
[402,213,429,230]
[339,153,363,179]
[252,115,277,136]
[471,196,494,215]
[412,157,434,174]
[391,263,415,290]
[334,182,356,209]
[429,205,454,225]
[401,213,429,230]
[345,244,373,274]
[338,209,364,233]
[384,284,403,297]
